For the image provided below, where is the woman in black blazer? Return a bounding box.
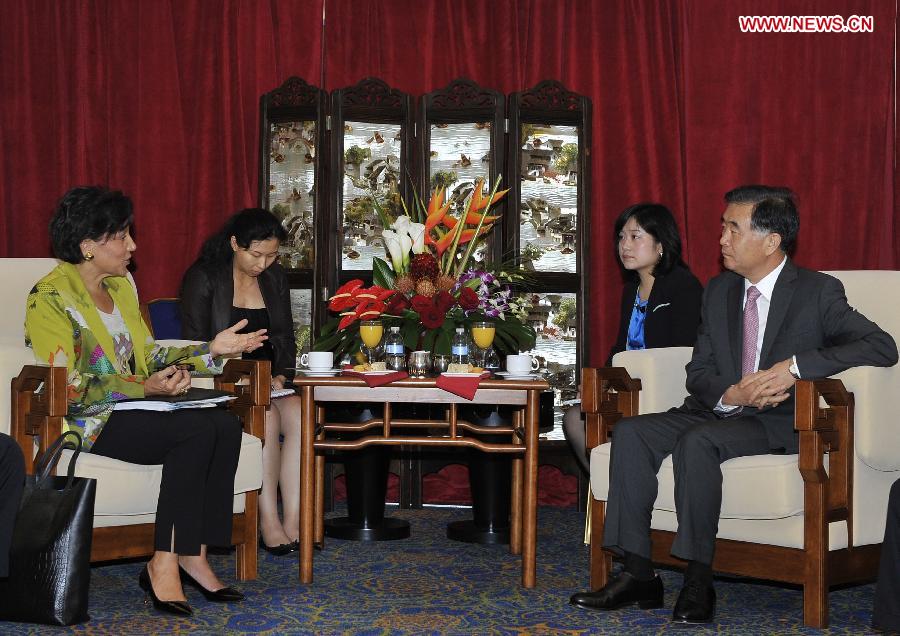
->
[181,209,302,556]
[564,203,703,474]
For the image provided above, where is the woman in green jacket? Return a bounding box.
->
[25,186,267,617]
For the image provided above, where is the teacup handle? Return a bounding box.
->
[299,353,309,367]
[531,358,540,371]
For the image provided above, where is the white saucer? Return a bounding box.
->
[495,371,538,380]
[296,368,341,377]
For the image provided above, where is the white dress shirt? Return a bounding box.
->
[716,256,788,412]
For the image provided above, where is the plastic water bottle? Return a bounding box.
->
[451,327,471,365]
[384,326,406,371]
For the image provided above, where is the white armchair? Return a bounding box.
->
[2,258,265,579]
[584,270,900,628]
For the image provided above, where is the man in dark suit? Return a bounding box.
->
[570,185,898,624]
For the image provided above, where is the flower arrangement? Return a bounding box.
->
[314,177,536,359]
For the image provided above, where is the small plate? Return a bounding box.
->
[296,368,342,377]
[354,370,396,376]
[495,371,538,380]
[440,372,483,378]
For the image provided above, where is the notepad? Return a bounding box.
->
[114,388,237,412]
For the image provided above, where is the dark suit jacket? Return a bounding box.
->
[681,259,898,452]
[180,261,296,379]
[607,264,704,364]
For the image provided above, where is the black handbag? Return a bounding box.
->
[0,431,96,625]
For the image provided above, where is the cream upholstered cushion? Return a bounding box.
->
[591,443,812,520]
[58,431,262,527]
[610,347,692,415]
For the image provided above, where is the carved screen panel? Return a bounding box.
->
[340,120,403,271]
[290,288,313,366]
[508,80,591,404]
[268,120,317,269]
[518,124,579,274]
[330,78,413,283]
[420,80,505,268]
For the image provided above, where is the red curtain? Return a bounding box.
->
[1,0,895,363]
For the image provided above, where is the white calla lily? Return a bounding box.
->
[406,221,426,254]
[381,229,406,274]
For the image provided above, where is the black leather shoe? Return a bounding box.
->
[672,579,716,624]
[138,565,193,616]
[569,571,664,611]
[261,539,299,556]
[179,566,244,602]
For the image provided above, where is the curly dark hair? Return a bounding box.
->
[49,186,134,263]
[724,185,799,254]
[198,208,288,265]
[613,203,687,279]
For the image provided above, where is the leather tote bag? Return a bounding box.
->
[0,431,96,625]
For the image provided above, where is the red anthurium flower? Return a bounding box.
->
[420,307,444,329]
[338,312,358,330]
[385,294,409,315]
[357,299,386,320]
[410,294,433,314]
[458,287,479,310]
[433,290,456,314]
[329,279,365,311]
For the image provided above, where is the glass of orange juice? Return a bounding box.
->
[359,319,384,362]
[471,321,495,368]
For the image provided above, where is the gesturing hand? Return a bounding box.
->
[210,318,269,357]
[145,367,192,396]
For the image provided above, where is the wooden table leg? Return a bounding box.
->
[314,406,325,547]
[300,386,316,583]
[509,409,523,556]
[522,389,539,588]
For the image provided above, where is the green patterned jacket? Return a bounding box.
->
[24,262,222,449]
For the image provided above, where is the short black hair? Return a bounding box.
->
[198,208,288,265]
[613,203,687,277]
[49,186,134,263]
[724,185,799,254]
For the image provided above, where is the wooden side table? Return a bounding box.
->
[294,375,548,588]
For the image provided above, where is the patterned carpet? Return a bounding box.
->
[0,505,880,635]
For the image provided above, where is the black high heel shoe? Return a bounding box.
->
[261,538,299,556]
[138,565,193,616]
[179,566,245,602]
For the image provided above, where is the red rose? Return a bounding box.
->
[385,294,409,315]
[458,287,480,311]
[411,294,433,314]
[433,290,456,314]
[420,307,445,329]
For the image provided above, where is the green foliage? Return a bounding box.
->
[344,145,371,165]
[372,257,396,289]
[431,170,458,190]
[553,298,577,329]
[553,143,578,172]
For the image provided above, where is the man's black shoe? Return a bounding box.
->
[569,571,664,611]
[671,579,716,624]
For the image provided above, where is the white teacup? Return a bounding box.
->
[300,351,334,371]
[506,354,539,375]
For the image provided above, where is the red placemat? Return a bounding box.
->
[435,372,491,400]
[341,366,409,387]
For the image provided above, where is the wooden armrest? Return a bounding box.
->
[10,365,67,471]
[794,377,854,530]
[582,366,642,452]
[215,359,270,440]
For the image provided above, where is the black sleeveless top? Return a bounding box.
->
[231,306,276,363]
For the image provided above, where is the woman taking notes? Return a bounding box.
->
[181,209,303,556]
[563,203,703,474]
[26,187,267,615]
